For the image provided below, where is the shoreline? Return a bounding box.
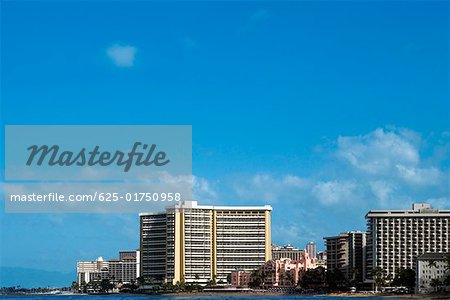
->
[162,291,450,299]
[2,291,449,298]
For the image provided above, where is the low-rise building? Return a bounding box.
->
[77,250,140,285]
[230,270,252,287]
[272,244,304,261]
[77,257,110,284]
[316,251,327,269]
[416,252,450,293]
[258,255,315,288]
[261,258,302,287]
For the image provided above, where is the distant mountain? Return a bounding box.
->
[0,267,76,288]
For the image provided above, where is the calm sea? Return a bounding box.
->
[0,295,432,300]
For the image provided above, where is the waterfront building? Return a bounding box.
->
[140,212,167,282]
[365,203,450,285]
[243,255,316,288]
[300,251,317,270]
[77,257,109,284]
[140,200,272,284]
[77,250,140,285]
[324,231,366,283]
[260,258,304,288]
[230,270,252,287]
[272,244,304,261]
[306,241,317,260]
[316,251,327,269]
[416,252,450,293]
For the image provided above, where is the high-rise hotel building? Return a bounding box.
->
[365,203,450,283]
[324,231,366,283]
[140,201,272,284]
[306,241,317,260]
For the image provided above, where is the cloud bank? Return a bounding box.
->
[211,127,449,248]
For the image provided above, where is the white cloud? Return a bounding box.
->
[395,165,443,186]
[229,128,447,209]
[312,180,358,205]
[369,180,396,206]
[426,197,450,209]
[234,173,310,203]
[106,44,137,67]
[337,128,420,175]
[272,223,318,246]
[192,176,217,201]
[336,127,446,187]
[196,127,447,248]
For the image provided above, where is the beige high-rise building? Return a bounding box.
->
[365,203,450,284]
[324,231,366,283]
[140,201,272,284]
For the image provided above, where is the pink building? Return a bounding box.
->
[231,252,317,288]
[260,255,316,288]
[301,251,316,270]
[230,270,252,287]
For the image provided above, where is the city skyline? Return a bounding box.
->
[76,200,448,291]
[1,1,449,287]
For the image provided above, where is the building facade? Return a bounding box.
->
[324,231,366,283]
[259,255,317,288]
[140,213,168,282]
[77,257,109,284]
[365,203,450,284]
[260,258,304,288]
[306,241,317,260]
[416,252,450,293]
[316,251,327,269]
[77,250,140,285]
[140,201,272,284]
[272,244,304,261]
[230,270,252,287]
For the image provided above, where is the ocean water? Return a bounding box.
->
[0,295,432,300]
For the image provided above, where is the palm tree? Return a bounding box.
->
[71,281,79,292]
[430,278,441,293]
[445,253,450,272]
[428,259,438,269]
[136,276,145,287]
[371,267,385,292]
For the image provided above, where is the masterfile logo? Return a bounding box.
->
[4,125,192,213]
[5,125,191,180]
[26,142,170,172]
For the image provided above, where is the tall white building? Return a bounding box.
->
[140,201,272,284]
[306,241,317,259]
[365,203,450,284]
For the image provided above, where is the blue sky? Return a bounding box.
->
[1,1,449,287]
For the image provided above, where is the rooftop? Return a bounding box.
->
[366,203,450,218]
[140,200,273,216]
